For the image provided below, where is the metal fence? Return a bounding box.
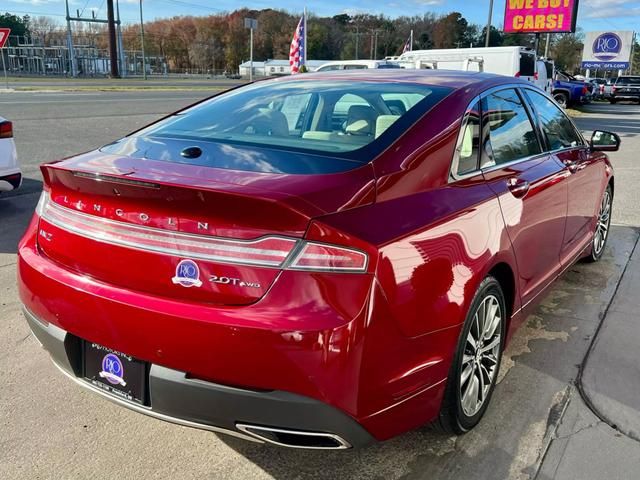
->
[3,35,167,77]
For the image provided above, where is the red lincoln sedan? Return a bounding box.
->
[18,70,619,449]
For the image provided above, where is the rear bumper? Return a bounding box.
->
[23,306,374,448]
[0,169,21,192]
[612,93,640,100]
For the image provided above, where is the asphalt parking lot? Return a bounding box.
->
[1,91,640,479]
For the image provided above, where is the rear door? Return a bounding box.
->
[522,88,602,265]
[479,87,569,305]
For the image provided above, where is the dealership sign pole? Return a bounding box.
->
[244,18,258,82]
[0,28,10,90]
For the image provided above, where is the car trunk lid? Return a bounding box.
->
[36,150,375,306]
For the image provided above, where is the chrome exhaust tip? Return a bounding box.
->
[236,424,351,449]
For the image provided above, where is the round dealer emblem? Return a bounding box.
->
[593,32,622,62]
[171,259,203,288]
[99,353,126,386]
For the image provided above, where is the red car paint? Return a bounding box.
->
[17,71,613,443]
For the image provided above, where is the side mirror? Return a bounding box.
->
[590,130,620,152]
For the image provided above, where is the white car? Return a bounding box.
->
[314,60,402,72]
[0,117,21,192]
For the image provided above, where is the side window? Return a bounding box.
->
[525,89,583,151]
[452,100,481,177]
[480,89,541,168]
[344,64,367,70]
[317,65,342,72]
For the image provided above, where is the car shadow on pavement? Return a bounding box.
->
[0,180,41,255]
[217,424,516,480]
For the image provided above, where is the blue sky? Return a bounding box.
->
[4,0,639,32]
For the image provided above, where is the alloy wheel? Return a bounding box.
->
[460,294,502,417]
[593,189,611,257]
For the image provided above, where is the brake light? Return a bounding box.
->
[288,242,368,272]
[37,192,297,267]
[534,72,539,80]
[515,71,521,78]
[35,192,369,273]
[582,86,588,95]
[0,121,12,139]
[612,86,617,93]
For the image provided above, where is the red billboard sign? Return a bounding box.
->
[504,0,579,34]
[0,28,10,48]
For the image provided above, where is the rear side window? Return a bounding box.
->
[481,89,541,167]
[452,101,481,177]
[524,89,583,151]
[519,53,536,77]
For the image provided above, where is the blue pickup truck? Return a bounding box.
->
[552,71,589,108]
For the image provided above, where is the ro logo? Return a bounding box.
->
[171,259,203,288]
[593,33,622,61]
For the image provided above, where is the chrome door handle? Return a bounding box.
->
[565,161,579,173]
[506,177,530,198]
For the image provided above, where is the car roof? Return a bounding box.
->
[267,68,526,91]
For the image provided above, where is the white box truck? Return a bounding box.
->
[398,46,552,92]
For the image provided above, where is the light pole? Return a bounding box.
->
[139,0,147,79]
[485,0,494,47]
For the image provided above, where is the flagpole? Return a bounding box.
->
[303,7,307,66]
[410,29,413,51]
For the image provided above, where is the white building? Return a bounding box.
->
[239,59,330,77]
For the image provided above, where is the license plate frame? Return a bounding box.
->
[83,341,148,406]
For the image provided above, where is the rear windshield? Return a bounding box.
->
[136,80,451,159]
[616,76,640,85]
[519,53,536,77]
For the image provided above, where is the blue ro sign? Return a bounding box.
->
[582,30,632,70]
[593,33,622,61]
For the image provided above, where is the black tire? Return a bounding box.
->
[584,184,613,263]
[438,276,506,434]
[553,92,569,108]
[609,98,617,104]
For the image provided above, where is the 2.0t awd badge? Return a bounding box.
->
[210,275,261,289]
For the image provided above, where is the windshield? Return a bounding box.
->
[617,77,640,85]
[136,80,452,158]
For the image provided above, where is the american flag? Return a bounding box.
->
[289,14,305,74]
[401,34,412,54]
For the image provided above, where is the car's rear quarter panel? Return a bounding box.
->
[310,91,522,438]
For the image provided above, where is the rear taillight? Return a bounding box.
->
[515,72,521,78]
[288,242,368,272]
[35,192,369,273]
[612,86,617,93]
[582,86,588,95]
[0,121,12,139]
[534,72,539,80]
